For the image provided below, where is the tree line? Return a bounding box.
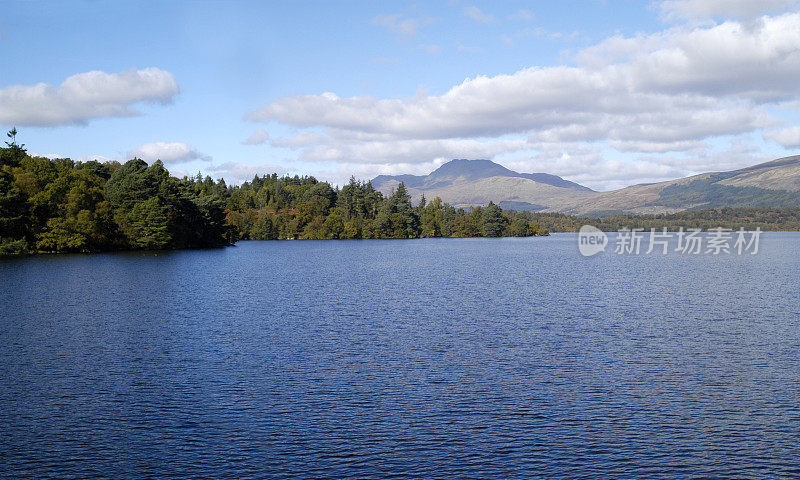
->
[223,175,547,241]
[0,133,547,255]
[10,130,790,256]
[527,208,800,232]
[0,134,233,255]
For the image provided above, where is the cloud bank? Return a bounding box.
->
[247,10,800,189]
[0,68,179,126]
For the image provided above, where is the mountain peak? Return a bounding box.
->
[370,156,800,214]
[427,159,515,182]
[372,158,591,191]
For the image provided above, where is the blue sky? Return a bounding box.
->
[2,0,800,190]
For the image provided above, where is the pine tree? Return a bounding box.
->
[0,170,29,254]
[481,202,505,237]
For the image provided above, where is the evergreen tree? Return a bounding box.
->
[481,202,505,237]
[1,128,26,167]
[125,197,172,249]
[0,170,29,254]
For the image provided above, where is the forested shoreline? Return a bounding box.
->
[525,208,800,232]
[0,135,547,255]
[5,132,800,257]
[0,137,234,256]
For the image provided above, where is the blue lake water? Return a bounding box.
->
[2,233,800,479]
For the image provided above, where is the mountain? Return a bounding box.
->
[371,156,800,215]
[562,155,800,215]
[372,159,595,212]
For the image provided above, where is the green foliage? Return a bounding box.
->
[481,202,505,237]
[652,180,800,209]
[0,131,548,256]
[226,178,548,241]
[125,197,172,250]
[0,139,234,255]
[524,207,800,232]
[1,128,26,168]
[0,169,29,253]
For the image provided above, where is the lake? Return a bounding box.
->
[2,234,800,479]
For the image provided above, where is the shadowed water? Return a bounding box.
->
[2,234,800,479]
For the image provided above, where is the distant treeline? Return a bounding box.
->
[0,137,546,255]
[5,134,798,256]
[223,175,547,241]
[528,208,800,232]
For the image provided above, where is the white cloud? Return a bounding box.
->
[246,68,771,143]
[659,0,800,21]
[129,142,211,164]
[0,68,179,126]
[500,144,687,191]
[463,6,495,24]
[208,162,289,184]
[271,131,329,148]
[609,139,708,153]
[250,14,800,136]
[76,154,116,163]
[639,140,770,173]
[298,138,529,164]
[243,129,270,145]
[246,12,800,189]
[170,168,190,179]
[764,126,800,147]
[317,159,448,187]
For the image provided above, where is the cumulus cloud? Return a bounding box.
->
[298,138,530,164]
[243,129,270,145]
[271,131,329,148]
[246,12,800,189]
[764,126,800,147]
[0,68,179,126]
[317,159,450,187]
[129,142,211,164]
[608,139,708,153]
[659,0,800,21]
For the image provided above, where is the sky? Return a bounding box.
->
[2,0,800,191]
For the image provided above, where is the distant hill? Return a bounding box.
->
[372,159,595,212]
[371,156,800,215]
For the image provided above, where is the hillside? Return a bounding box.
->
[372,156,800,215]
[372,159,595,212]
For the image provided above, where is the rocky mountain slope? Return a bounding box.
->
[371,156,800,215]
